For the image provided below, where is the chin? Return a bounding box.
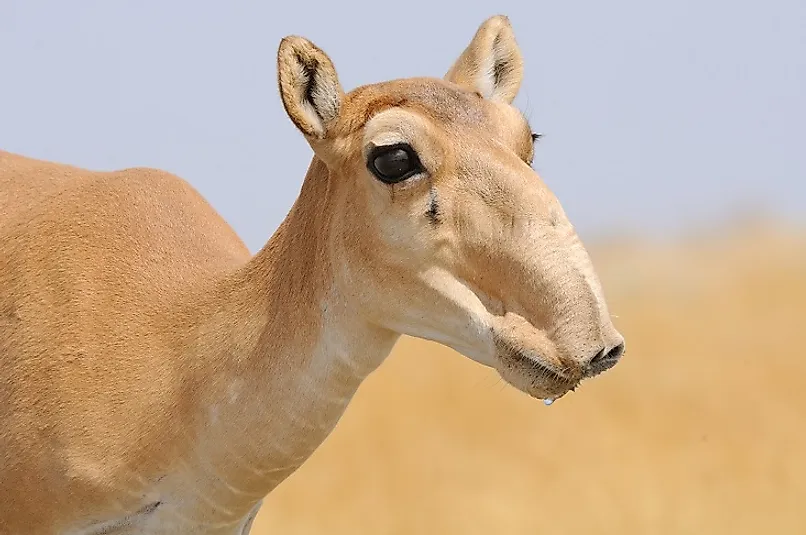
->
[495,355,580,401]
[486,313,586,401]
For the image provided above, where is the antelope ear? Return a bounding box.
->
[445,15,524,104]
[277,36,344,138]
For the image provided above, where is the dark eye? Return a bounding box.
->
[367,143,423,184]
[531,132,543,143]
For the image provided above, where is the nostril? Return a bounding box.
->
[588,342,625,367]
[589,347,607,365]
[606,341,625,361]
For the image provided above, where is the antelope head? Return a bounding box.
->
[276,15,625,403]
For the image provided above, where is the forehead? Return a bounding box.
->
[335,77,531,140]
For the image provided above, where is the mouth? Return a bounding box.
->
[496,343,581,402]
[508,351,575,388]
[466,298,620,404]
[486,312,580,401]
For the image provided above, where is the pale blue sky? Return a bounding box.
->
[2,0,804,251]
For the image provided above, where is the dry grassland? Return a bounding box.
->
[252,223,806,534]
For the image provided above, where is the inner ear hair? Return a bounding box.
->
[488,30,521,101]
[445,15,524,104]
[277,36,343,139]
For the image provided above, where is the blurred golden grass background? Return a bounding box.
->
[252,221,806,534]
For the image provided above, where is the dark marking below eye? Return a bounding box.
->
[140,501,162,515]
[426,188,441,226]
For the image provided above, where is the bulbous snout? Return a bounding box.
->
[487,220,627,401]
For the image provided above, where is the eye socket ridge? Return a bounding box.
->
[366,142,424,184]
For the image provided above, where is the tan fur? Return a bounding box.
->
[0,15,623,535]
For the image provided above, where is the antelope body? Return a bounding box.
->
[0,16,624,534]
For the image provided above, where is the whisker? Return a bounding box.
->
[510,360,572,380]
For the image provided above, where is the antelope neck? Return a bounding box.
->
[183,157,398,511]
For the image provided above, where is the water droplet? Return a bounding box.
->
[543,398,554,406]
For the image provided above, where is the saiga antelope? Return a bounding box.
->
[0,15,625,535]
